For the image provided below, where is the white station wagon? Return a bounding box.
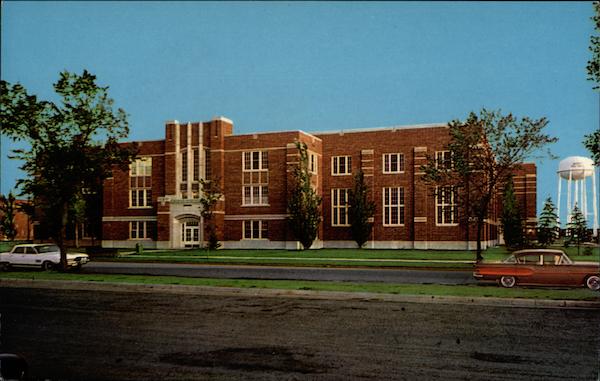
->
[0,244,90,270]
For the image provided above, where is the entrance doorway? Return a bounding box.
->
[181,220,200,247]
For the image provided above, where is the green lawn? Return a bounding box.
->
[1,270,597,301]
[2,241,598,269]
[111,246,599,268]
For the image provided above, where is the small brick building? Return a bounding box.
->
[101,117,537,250]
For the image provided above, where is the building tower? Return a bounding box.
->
[557,156,598,237]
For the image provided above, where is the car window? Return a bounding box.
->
[522,255,541,265]
[558,255,572,265]
[37,245,59,253]
[24,247,38,254]
[543,255,558,265]
[12,247,26,254]
[503,255,518,264]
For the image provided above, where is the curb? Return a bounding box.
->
[2,278,599,309]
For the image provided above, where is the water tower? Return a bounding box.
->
[557,156,598,236]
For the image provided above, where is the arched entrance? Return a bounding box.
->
[176,215,202,248]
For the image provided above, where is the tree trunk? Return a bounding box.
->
[57,202,69,271]
[476,216,484,262]
[75,222,80,249]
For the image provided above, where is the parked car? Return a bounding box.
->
[473,249,599,290]
[0,244,90,271]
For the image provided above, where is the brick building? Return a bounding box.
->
[101,117,537,250]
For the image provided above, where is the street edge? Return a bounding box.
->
[1,278,599,309]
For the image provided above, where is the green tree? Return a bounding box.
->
[500,178,524,249]
[586,1,600,89]
[348,169,376,248]
[1,70,136,270]
[537,197,559,247]
[69,194,87,249]
[0,192,18,241]
[199,178,223,250]
[422,109,556,261]
[566,205,589,254]
[287,141,322,250]
[583,130,600,166]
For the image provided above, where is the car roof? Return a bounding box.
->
[512,249,566,256]
[14,243,57,247]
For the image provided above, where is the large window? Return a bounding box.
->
[242,151,269,206]
[129,221,156,240]
[436,151,453,169]
[243,151,269,171]
[331,188,350,226]
[243,220,268,240]
[436,186,458,225]
[309,151,318,174]
[383,153,405,174]
[130,158,152,208]
[383,187,405,226]
[332,156,352,175]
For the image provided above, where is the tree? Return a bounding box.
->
[566,205,589,254]
[586,1,600,89]
[537,197,559,247]
[69,194,87,249]
[500,178,524,249]
[585,3,600,167]
[287,141,322,250]
[348,169,376,248]
[199,178,223,250]
[583,130,600,166]
[0,192,18,241]
[1,70,136,270]
[422,109,557,261]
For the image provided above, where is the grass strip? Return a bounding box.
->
[1,271,598,301]
[111,256,474,269]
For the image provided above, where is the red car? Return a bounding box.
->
[473,249,600,290]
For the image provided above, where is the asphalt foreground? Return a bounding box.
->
[1,284,599,381]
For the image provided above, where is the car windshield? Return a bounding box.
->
[37,245,60,253]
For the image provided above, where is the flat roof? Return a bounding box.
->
[315,123,448,135]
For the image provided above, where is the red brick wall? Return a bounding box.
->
[102,118,537,248]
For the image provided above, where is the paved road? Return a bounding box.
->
[84,261,476,284]
[1,286,598,380]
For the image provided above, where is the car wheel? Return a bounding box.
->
[42,261,54,271]
[500,276,516,288]
[586,275,600,291]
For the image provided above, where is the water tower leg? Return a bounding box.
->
[557,176,562,226]
[592,170,598,237]
[582,177,587,221]
[567,173,572,222]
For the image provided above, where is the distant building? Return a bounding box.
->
[101,117,537,250]
[0,199,34,242]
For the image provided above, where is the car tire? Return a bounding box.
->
[42,261,54,271]
[500,276,516,288]
[585,275,600,291]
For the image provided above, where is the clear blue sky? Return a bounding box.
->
[1,1,598,226]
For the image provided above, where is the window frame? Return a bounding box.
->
[331,188,350,227]
[129,221,155,240]
[382,153,405,174]
[242,220,269,240]
[382,187,405,227]
[435,150,453,170]
[435,186,458,226]
[129,157,152,209]
[243,151,269,172]
[331,155,352,176]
